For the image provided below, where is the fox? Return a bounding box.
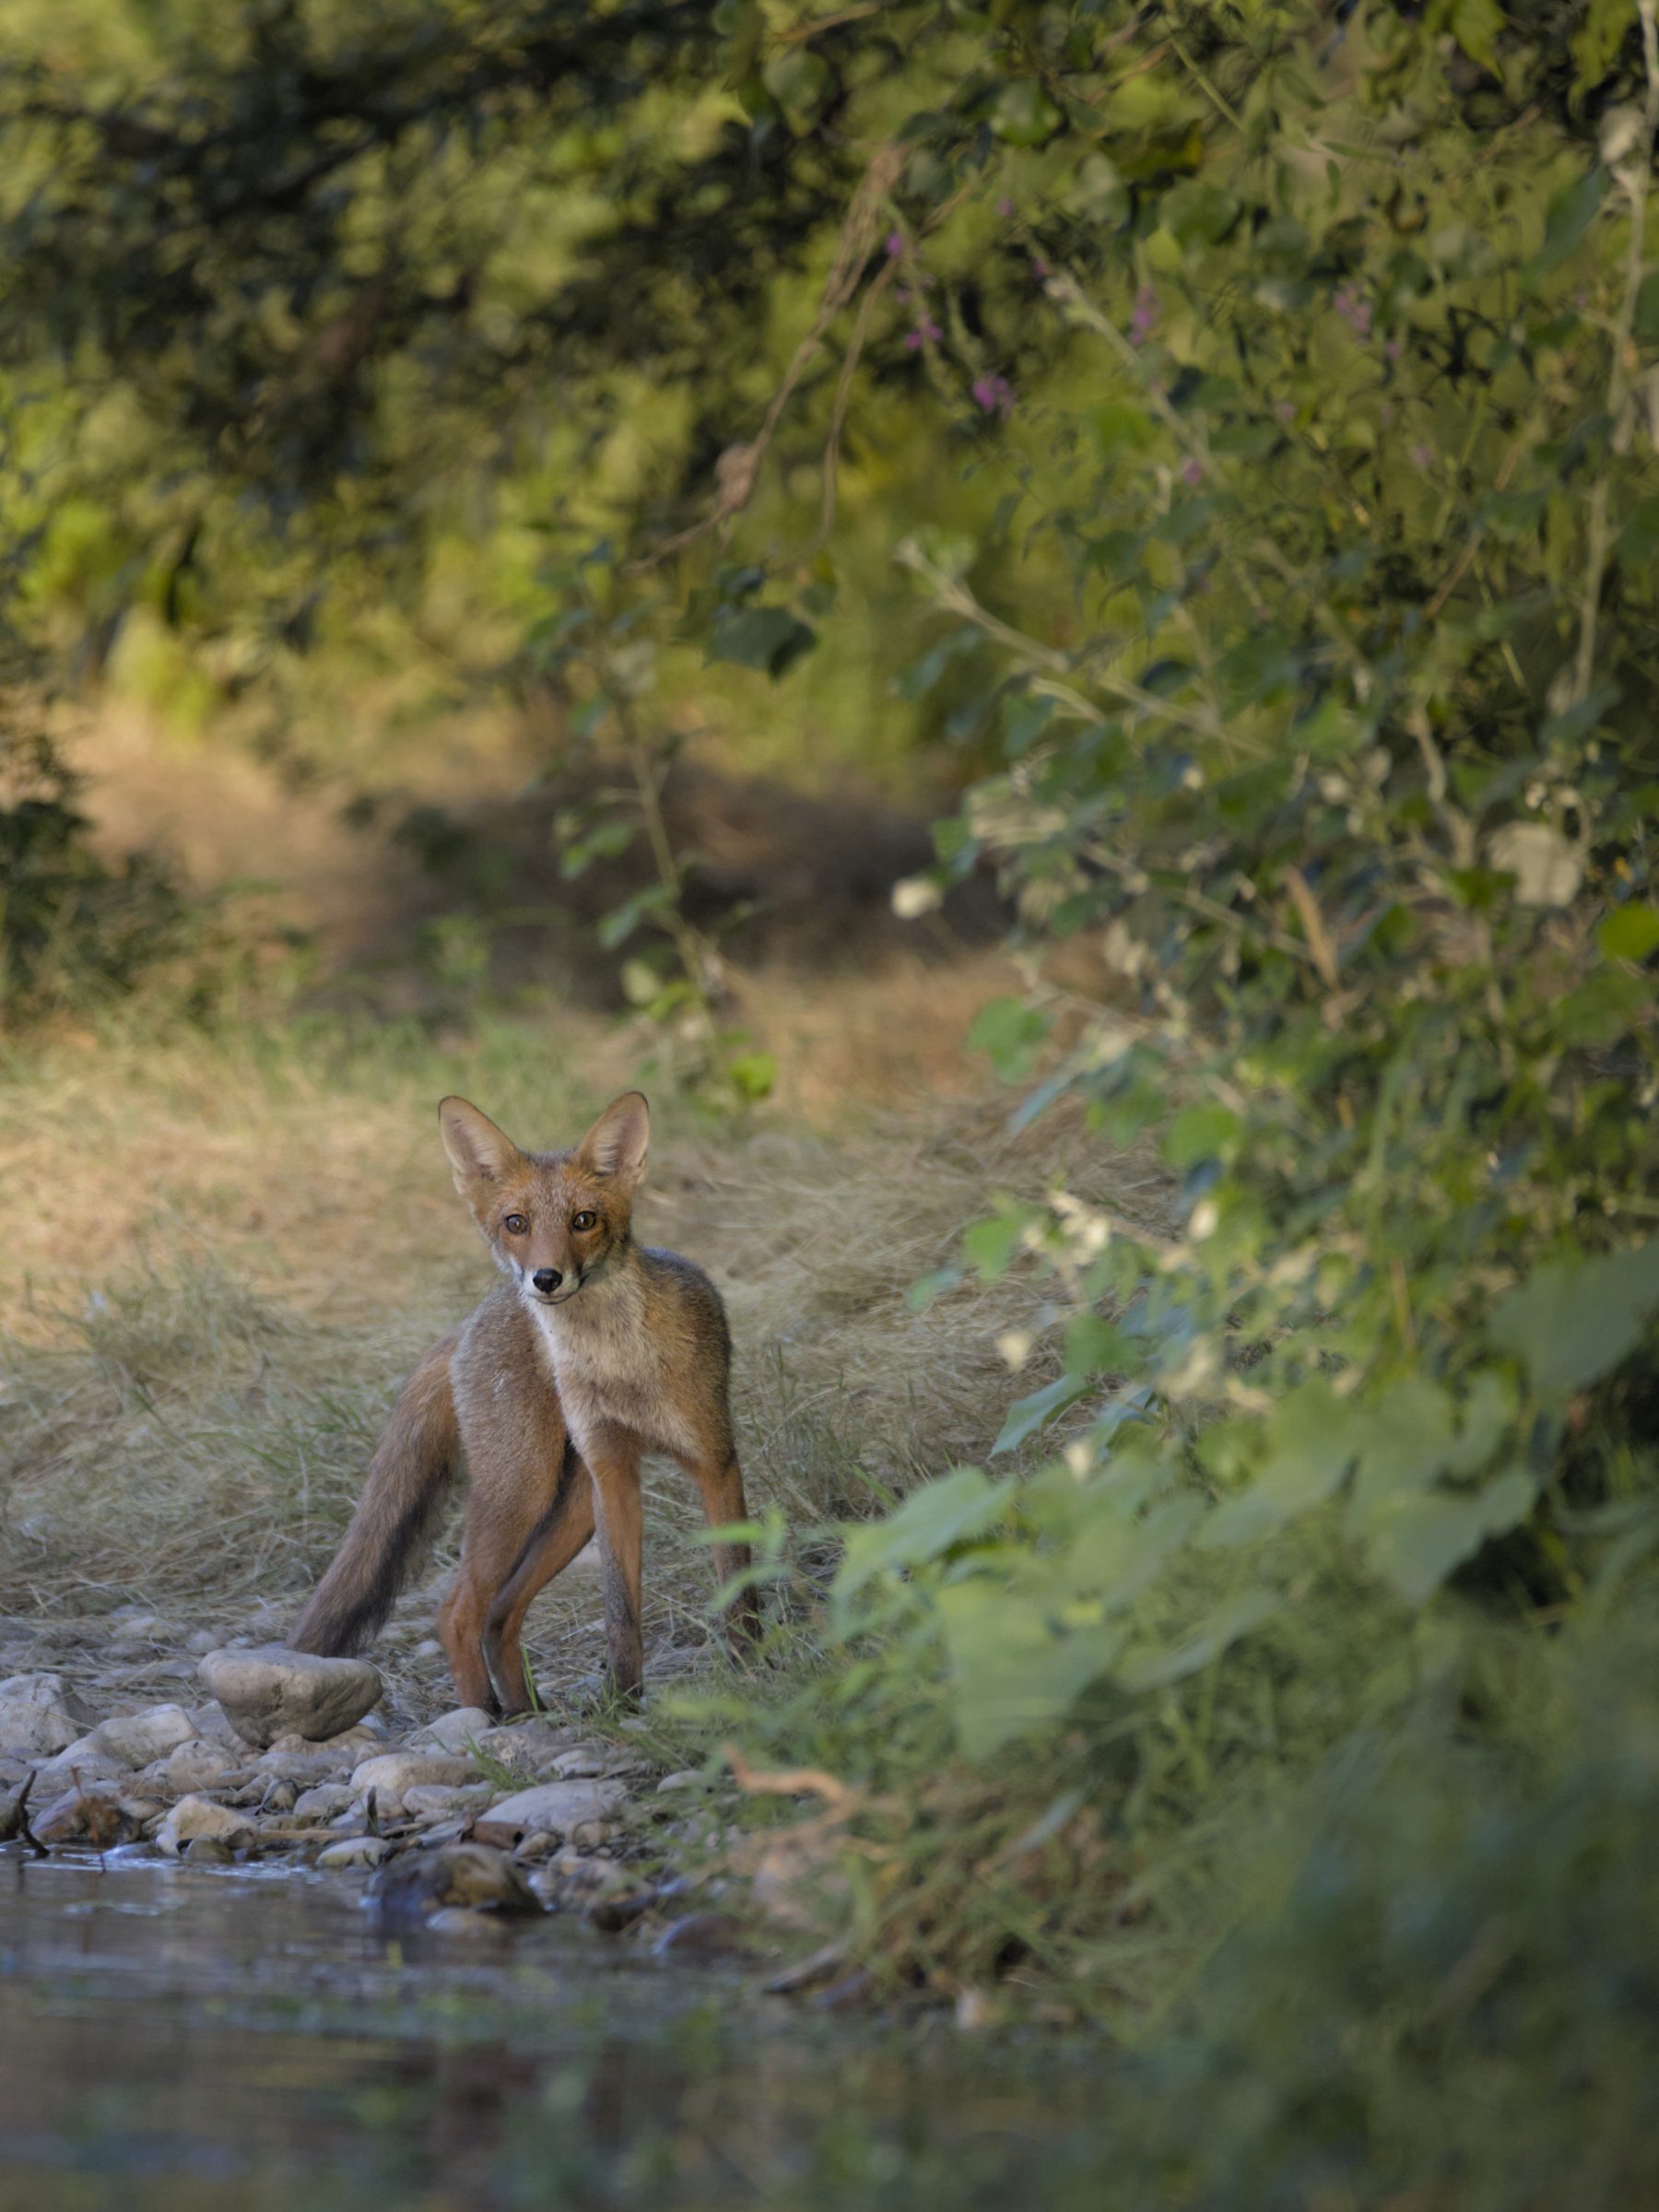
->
[290,1088,759,1714]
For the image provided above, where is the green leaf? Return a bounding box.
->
[963,1204,1033,1282]
[992,79,1062,148]
[832,1467,1015,1606]
[1488,1240,1659,1391]
[1571,0,1637,97]
[1198,1378,1361,1548]
[935,1579,1121,1759]
[1450,0,1503,69]
[1536,165,1607,272]
[1599,903,1659,960]
[725,1049,776,1101]
[1164,1103,1242,1169]
[969,996,1052,1080]
[706,605,817,677]
[1116,1588,1279,1692]
[1365,1471,1537,1605]
[993,1372,1092,1455]
[1618,497,1659,561]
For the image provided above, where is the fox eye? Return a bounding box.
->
[502,1213,528,1236]
[571,1209,598,1233]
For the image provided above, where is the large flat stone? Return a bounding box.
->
[196,1645,381,1747]
[471,1778,629,1847]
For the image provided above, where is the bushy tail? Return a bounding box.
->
[290,1330,462,1655]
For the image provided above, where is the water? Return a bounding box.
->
[0,1853,1107,2210]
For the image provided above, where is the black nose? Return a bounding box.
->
[532,1268,563,1295]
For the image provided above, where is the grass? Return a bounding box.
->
[0,995,1154,1720]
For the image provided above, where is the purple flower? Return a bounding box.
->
[885,231,904,258]
[1275,399,1295,423]
[1334,286,1372,338]
[996,196,1016,218]
[971,372,1016,420]
[1411,441,1434,469]
[1128,283,1159,347]
[1180,457,1204,487]
[904,315,943,352]
[1030,253,1052,280]
[1384,337,1402,362]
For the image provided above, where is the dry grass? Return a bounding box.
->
[0,1001,1166,1719]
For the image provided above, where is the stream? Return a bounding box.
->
[1,1853,1108,2209]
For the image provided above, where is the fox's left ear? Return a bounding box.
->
[576,1090,650,1193]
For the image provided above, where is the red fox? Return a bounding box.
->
[292,1090,759,1712]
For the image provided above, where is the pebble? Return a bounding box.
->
[88,1703,197,1769]
[196,1645,382,1747]
[0,1673,98,1758]
[290,1783,359,1827]
[470,1778,629,1849]
[407,1707,496,1754]
[401,1783,494,1822]
[155,1795,254,1858]
[316,1835,390,1871]
[348,1752,479,1816]
[368,1842,542,1926]
[655,1770,710,1794]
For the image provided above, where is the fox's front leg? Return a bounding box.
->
[584,1427,645,1702]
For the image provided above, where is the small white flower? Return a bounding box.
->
[996,1329,1034,1371]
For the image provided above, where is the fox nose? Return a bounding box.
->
[532,1267,563,1295]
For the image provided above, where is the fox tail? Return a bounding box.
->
[290,1331,461,1656]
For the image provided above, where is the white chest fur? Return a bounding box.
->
[526,1275,695,1462]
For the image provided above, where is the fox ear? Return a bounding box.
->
[438,1097,524,1194]
[576,1090,650,1192]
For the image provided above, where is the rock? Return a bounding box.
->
[473,1722,582,1773]
[196,1645,382,1747]
[29,1741,128,1802]
[154,1794,253,1858]
[570,1819,618,1851]
[587,1885,658,1934]
[368,1843,541,1926]
[408,1707,496,1754]
[260,1777,298,1815]
[291,1783,359,1828]
[34,1781,157,1849]
[547,1746,611,1779]
[184,1630,219,1656]
[401,1783,495,1823]
[426,1906,512,1938]
[472,1778,629,1850]
[88,1703,197,1769]
[187,1700,248,1751]
[652,1912,751,1963]
[0,1673,98,1758]
[163,1738,238,1793]
[253,1746,350,1789]
[655,1769,711,1794]
[349,1753,478,1817]
[182,1835,236,1865]
[316,1835,389,1871]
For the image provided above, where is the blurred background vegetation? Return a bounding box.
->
[6,1,1659,2200]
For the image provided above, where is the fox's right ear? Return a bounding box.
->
[438,1097,524,1197]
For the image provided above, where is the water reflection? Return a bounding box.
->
[0,1856,1101,2209]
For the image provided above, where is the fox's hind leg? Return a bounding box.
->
[481,1441,596,1715]
[675,1440,762,1661]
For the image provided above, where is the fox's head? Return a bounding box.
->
[437,1090,649,1309]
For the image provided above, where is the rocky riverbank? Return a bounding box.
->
[0,1615,758,1957]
